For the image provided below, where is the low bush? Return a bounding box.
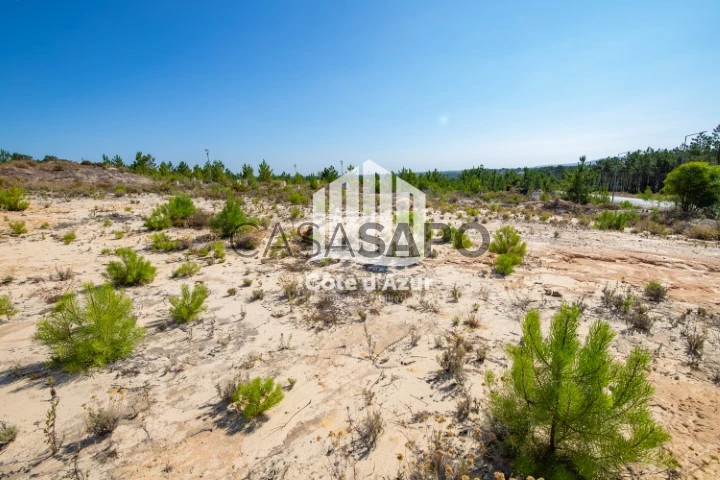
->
[62,231,77,244]
[644,280,667,302]
[34,283,145,372]
[209,241,226,263]
[8,221,27,235]
[0,295,18,321]
[231,377,284,420]
[172,261,200,278]
[594,211,637,231]
[144,194,197,230]
[685,224,718,240]
[150,232,180,252]
[169,283,208,323]
[106,248,157,286]
[0,186,29,211]
[0,422,18,450]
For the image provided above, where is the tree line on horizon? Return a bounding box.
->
[1,122,718,201]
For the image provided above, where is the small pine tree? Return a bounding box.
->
[209,196,256,238]
[106,248,157,286]
[490,304,670,479]
[34,283,145,372]
[489,226,527,257]
[231,377,284,420]
[169,283,208,323]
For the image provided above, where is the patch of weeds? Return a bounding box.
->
[150,232,180,252]
[84,389,123,437]
[0,295,18,321]
[172,262,200,278]
[250,288,264,301]
[450,282,462,302]
[8,221,27,235]
[242,278,253,287]
[0,421,18,450]
[62,231,77,245]
[437,332,468,384]
[644,280,667,302]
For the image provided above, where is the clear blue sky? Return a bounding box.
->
[1,1,718,174]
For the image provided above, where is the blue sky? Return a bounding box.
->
[1,1,718,174]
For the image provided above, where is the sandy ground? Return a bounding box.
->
[0,193,719,479]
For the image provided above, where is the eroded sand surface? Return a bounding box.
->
[1,194,719,479]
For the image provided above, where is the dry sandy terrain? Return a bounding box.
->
[1,193,719,479]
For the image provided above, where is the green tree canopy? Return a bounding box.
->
[662,161,720,212]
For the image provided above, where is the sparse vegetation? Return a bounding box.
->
[230,377,284,420]
[169,283,208,323]
[106,248,157,286]
[250,288,265,301]
[34,283,145,372]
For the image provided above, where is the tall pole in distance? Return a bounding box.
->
[681,131,706,164]
[612,151,630,203]
[205,149,211,183]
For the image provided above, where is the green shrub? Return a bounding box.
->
[144,208,172,231]
[113,230,125,240]
[172,261,200,278]
[209,241,226,263]
[494,253,521,275]
[113,185,127,197]
[490,304,670,479]
[106,248,157,286]
[62,231,77,245]
[209,196,257,238]
[489,226,526,257]
[452,228,472,249]
[231,377,284,420]
[41,222,50,229]
[0,422,18,449]
[150,232,180,252]
[644,280,667,302]
[0,186,29,211]
[290,206,302,219]
[144,194,197,230]
[8,221,27,235]
[169,283,208,323]
[594,211,636,231]
[34,283,145,372]
[0,295,18,321]
[288,190,308,205]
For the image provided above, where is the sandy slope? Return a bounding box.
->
[0,194,719,479]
